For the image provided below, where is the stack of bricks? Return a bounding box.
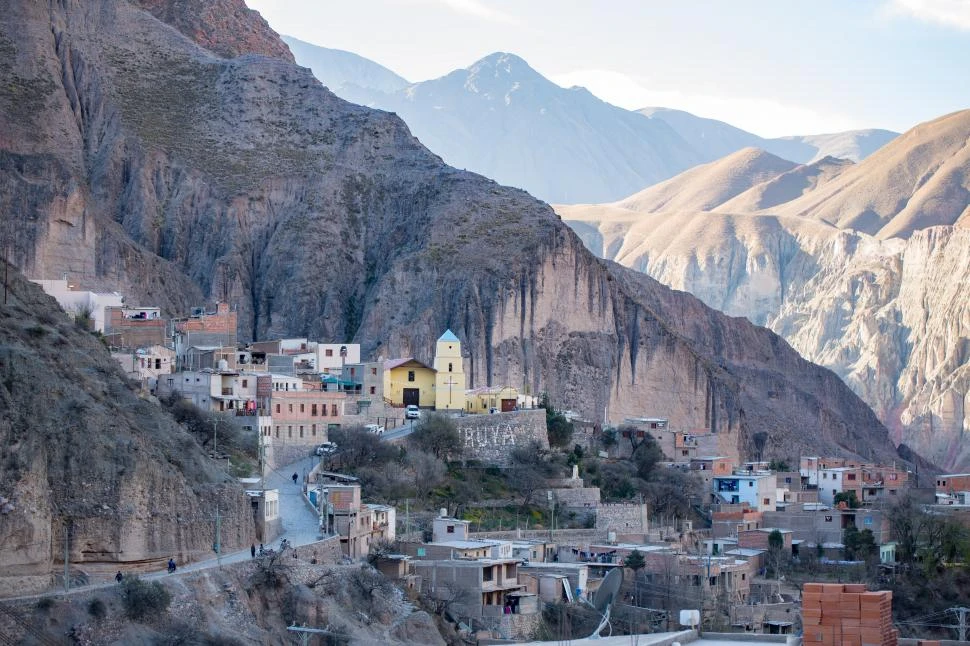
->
[802,583,899,646]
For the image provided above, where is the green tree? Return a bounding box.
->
[541,394,574,448]
[843,526,877,561]
[631,435,663,480]
[624,549,646,573]
[410,412,460,460]
[768,459,791,472]
[834,491,861,508]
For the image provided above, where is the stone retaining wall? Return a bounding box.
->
[458,409,548,466]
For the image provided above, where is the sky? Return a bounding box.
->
[246,0,969,137]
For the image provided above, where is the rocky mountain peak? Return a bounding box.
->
[462,51,545,92]
[129,0,295,61]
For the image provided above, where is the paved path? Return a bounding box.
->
[381,419,418,441]
[1,456,332,602]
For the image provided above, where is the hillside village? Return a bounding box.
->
[24,278,970,644]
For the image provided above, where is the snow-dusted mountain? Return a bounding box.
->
[640,107,899,164]
[286,39,900,204]
[329,52,705,203]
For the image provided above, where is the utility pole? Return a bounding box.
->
[405,498,410,539]
[214,505,222,567]
[211,418,219,454]
[63,518,70,593]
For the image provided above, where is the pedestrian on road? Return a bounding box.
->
[259,543,264,556]
[115,571,123,583]
[292,472,298,484]
[251,543,256,559]
[167,558,176,573]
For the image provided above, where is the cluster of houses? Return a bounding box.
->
[32,279,538,458]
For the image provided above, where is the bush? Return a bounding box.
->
[87,597,106,619]
[35,597,55,612]
[121,576,171,620]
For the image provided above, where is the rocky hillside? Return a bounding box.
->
[560,110,970,468]
[0,557,444,645]
[0,0,909,480]
[0,264,254,596]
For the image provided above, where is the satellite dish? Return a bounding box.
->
[590,568,623,616]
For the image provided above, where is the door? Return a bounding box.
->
[501,399,516,412]
[403,388,420,406]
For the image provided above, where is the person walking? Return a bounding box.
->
[258,543,264,556]
[292,472,298,485]
[251,543,256,559]
[115,571,123,583]
[167,558,176,573]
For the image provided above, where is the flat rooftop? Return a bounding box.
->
[519,630,791,645]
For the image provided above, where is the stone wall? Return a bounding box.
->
[547,487,601,510]
[595,503,649,534]
[458,409,548,466]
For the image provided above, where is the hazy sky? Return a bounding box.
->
[247,0,969,137]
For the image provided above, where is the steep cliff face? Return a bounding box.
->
[0,0,904,478]
[560,112,970,468]
[130,0,295,61]
[0,265,254,596]
[774,227,970,469]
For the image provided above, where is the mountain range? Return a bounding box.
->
[559,109,970,469]
[0,0,915,586]
[285,40,899,204]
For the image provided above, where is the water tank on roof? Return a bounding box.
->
[439,508,448,518]
[218,359,229,371]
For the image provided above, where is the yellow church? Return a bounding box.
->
[433,329,466,411]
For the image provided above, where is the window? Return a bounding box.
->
[748,481,753,487]
[889,473,898,481]
[299,426,304,438]
[276,404,281,414]
[300,403,305,413]
[331,404,337,416]
[447,525,455,533]
[847,473,856,481]
[763,498,770,506]
[370,386,376,395]
[785,477,792,484]
[682,450,689,457]
[274,426,280,438]
[325,349,333,357]
[155,358,161,370]
[289,404,293,413]
[864,517,873,526]
[311,404,318,416]
[242,379,248,388]
[322,405,328,417]
[371,367,377,375]
[448,363,453,372]
[408,370,415,382]
[312,424,316,436]
[288,426,292,438]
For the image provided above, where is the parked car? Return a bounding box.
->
[405,405,421,420]
[314,442,338,456]
[364,423,385,435]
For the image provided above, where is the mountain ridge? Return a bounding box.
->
[559,109,970,468]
